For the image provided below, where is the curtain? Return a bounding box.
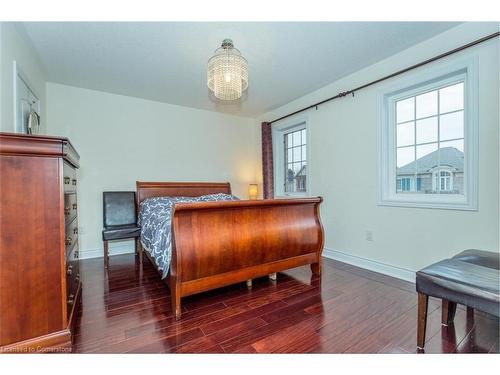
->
[261,122,274,199]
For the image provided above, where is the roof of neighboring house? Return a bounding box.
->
[287,164,307,180]
[397,147,463,175]
[296,164,307,176]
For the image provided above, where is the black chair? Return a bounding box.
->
[102,192,141,268]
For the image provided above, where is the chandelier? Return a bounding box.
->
[207,39,248,101]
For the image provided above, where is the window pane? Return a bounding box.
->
[292,162,301,174]
[439,140,464,195]
[439,82,464,113]
[286,133,293,148]
[440,139,464,153]
[302,145,307,161]
[285,164,294,193]
[440,111,464,141]
[287,148,293,164]
[396,97,414,123]
[416,90,438,119]
[397,146,415,168]
[416,117,438,144]
[416,142,438,159]
[292,131,301,147]
[301,129,306,145]
[293,147,301,162]
[396,121,414,147]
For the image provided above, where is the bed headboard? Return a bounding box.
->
[136,181,232,205]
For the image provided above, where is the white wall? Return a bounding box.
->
[47,83,261,258]
[260,22,500,279]
[0,23,47,133]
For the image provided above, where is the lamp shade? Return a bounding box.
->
[207,39,248,101]
[248,184,258,200]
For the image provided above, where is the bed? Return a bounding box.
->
[136,181,324,319]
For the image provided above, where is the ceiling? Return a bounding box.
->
[20,22,460,118]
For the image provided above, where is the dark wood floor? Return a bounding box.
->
[73,254,499,353]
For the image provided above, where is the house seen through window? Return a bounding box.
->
[395,81,464,195]
[284,128,307,193]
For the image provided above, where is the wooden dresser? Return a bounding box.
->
[0,133,81,353]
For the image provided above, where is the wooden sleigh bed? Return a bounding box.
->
[136,181,324,319]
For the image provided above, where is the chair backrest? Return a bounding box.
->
[103,191,137,227]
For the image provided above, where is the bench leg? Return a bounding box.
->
[441,299,457,326]
[417,292,429,350]
[246,279,252,288]
[269,273,277,281]
[103,240,109,269]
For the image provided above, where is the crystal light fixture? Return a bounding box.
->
[207,39,248,101]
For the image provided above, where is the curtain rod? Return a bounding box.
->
[268,31,500,125]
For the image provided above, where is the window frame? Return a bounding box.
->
[272,116,310,198]
[378,56,478,210]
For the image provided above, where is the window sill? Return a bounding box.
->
[275,193,309,199]
[378,198,477,211]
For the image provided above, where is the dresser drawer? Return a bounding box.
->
[64,193,78,224]
[63,161,77,192]
[65,217,78,254]
[66,244,80,309]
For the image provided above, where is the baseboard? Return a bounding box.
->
[79,242,135,260]
[80,243,415,282]
[322,247,416,283]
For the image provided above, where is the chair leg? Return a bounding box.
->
[103,240,109,269]
[417,292,429,350]
[441,299,457,326]
[137,238,143,264]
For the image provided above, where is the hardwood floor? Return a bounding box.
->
[73,254,499,354]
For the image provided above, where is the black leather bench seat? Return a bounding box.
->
[415,249,499,349]
[416,249,500,317]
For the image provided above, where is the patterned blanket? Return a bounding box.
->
[138,193,238,279]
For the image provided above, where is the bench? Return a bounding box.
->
[415,249,499,349]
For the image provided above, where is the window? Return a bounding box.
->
[417,177,422,192]
[433,169,454,192]
[397,177,412,192]
[273,119,308,196]
[379,57,478,210]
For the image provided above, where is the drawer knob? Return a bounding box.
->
[64,176,70,184]
[72,179,77,186]
[67,265,73,275]
[65,237,72,246]
[68,294,74,305]
[72,203,77,210]
[73,227,78,235]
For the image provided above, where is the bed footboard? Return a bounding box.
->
[169,197,324,319]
